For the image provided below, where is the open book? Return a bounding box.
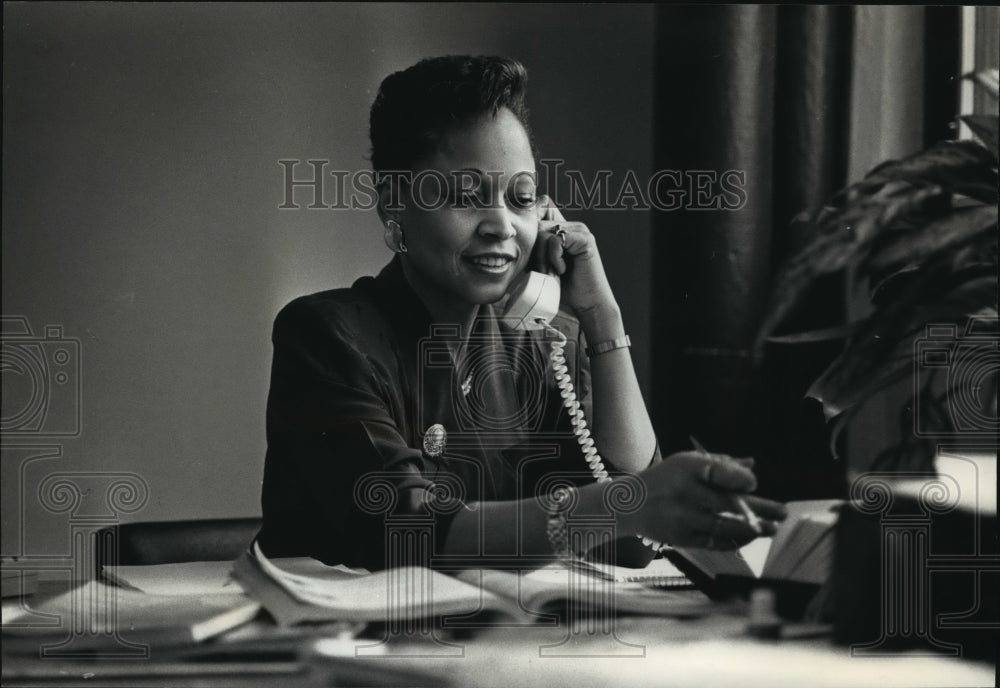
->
[231,543,714,626]
[666,499,842,595]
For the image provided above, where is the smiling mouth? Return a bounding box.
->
[464,254,515,274]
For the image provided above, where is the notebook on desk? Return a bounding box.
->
[566,556,694,588]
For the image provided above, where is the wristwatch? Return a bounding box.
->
[585,334,631,358]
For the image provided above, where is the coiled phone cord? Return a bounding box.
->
[542,321,667,555]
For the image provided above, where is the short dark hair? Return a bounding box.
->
[369,55,534,177]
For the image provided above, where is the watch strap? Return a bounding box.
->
[585,334,631,357]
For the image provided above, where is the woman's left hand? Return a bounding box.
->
[535,195,618,317]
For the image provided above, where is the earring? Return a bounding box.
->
[384,220,407,254]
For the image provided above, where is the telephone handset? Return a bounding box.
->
[502,270,561,331]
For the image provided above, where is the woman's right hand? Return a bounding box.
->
[619,451,788,550]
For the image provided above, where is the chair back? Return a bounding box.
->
[95,518,261,577]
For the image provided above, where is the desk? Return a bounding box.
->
[2,577,994,688]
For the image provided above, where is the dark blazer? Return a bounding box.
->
[258,256,598,569]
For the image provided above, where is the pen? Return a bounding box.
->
[688,435,763,535]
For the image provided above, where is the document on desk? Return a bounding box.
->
[1,581,261,652]
[103,561,247,595]
[232,543,514,625]
[233,544,716,626]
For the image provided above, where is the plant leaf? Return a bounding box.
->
[756,138,999,356]
[864,204,998,274]
[856,141,998,205]
[959,114,999,159]
[809,354,912,421]
[825,400,862,460]
[754,182,944,354]
[805,271,997,418]
[869,265,921,305]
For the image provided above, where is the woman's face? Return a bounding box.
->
[395,107,538,317]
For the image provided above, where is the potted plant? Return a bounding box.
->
[754,70,998,473]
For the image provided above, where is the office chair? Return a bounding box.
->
[94,518,261,578]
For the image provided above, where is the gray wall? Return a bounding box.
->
[2,4,654,554]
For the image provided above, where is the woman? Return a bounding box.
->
[258,55,785,570]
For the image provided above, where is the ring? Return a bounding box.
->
[553,225,567,247]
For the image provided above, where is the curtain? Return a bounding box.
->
[652,6,779,471]
[650,5,949,499]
